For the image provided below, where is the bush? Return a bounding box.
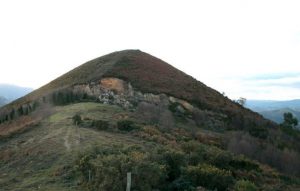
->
[248,126,268,139]
[184,164,234,191]
[169,102,181,113]
[72,114,82,125]
[75,145,167,191]
[229,156,260,172]
[234,180,257,191]
[163,151,186,182]
[117,120,139,132]
[91,120,109,130]
[168,177,195,191]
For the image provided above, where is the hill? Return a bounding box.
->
[246,99,300,112]
[0,84,33,107]
[2,50,276,131]
[260,108,300,124]
[0,96,8,107]
[246,100,300,128]
[0,50,299,190]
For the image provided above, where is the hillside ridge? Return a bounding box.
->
[0,50,300,190]
[1,49,275,131]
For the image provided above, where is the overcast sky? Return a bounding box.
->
[1,0,300,100]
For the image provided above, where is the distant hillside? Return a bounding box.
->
[0,84,33,106]
[260,108,300,124]
[246,100,300,128]
[246,99,300,112]
[0,96,8,107]
[0,50,299,190]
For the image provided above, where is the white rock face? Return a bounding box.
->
[169,96,194,112]
[73,77,194,113]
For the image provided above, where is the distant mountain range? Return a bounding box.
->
[0,84,33,107]
[246,99,300,126]
[0,96,8,106]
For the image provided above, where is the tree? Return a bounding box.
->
[236,97,247,107]
[9,109,15,120]
[281,112,298,129]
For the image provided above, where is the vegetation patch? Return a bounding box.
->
[184,164,234,191]
[72,139,295,191]
[248,126,269,139]
[234,180,258,191]
[117,120,140,132]
[72,114,82,125]
[91,120,110,130]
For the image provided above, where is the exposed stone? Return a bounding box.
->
[100,78,126,94]
[169,96,194,112]
[73,77,196,113]
[176,105,186,114]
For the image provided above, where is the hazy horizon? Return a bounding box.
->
[1,0,299,100]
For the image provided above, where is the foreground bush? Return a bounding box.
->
[73,141,298,191]
[91,120,109,130]
[72,114,82,125]
[234,180,257,191]
[184,164,234,191]
[76,146,167,191]
[117,120,140,131]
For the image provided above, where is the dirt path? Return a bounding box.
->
[63,125,82,151]
[64,127,71,151]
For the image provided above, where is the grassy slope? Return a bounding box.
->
[0,102,299,190]
[0,103,142,190]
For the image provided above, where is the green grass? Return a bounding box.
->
[0,102,299,190]
[0,102,144,190]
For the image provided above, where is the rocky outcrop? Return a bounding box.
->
[72,78,193,115]
[169,96,194,112]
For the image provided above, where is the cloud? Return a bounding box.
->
[245,73,300,81]
[249,75,300,88]
[289,82,300,88]
[217,73,300,100]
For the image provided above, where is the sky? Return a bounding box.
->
[0,0,300,100]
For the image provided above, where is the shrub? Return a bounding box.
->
[169,102,181,113]
[135,102,160,124]
[91,120,109,130]
[229,156,260,172]
[184,164,234,191]
[248,126,268,139]
[75,145,167,191]
[72,114,82,125]
[168,177,195,191]
[181,141,202,154]
[234,180,257,191]
[77,154,93,182]
[117,120,139,132]
[163,151,186,182]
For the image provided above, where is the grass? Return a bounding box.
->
[0,102,144,190]
[0,102,299,190]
